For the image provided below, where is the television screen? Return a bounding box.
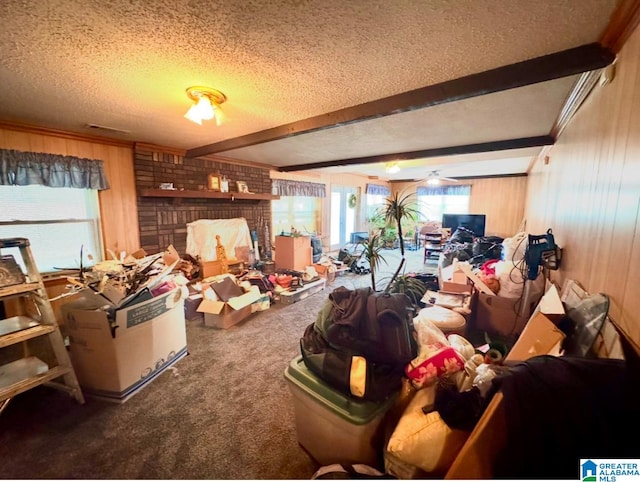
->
[441,214,486,237]
[350,231,369,243]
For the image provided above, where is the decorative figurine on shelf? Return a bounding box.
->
[216,235,229,273]
[220,176,229,193]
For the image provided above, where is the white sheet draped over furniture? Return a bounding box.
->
[186,218,252,261]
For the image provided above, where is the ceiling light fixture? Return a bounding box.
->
[427,177,441,186]
[184,86,227,125]
[385,162,400,174]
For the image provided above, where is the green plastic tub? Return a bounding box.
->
[284,355,397,467]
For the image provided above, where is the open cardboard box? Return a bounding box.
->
[197,275,262,329]
[440,261,493,295]
[445,283,566,479]
[61,286,187,402]
[473,274,547,340]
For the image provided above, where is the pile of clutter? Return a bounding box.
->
[60,245,188,311]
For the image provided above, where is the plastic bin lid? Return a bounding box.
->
[284,356,397,424]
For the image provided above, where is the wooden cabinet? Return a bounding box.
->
[274,236,313,271]
[0,238,84,414]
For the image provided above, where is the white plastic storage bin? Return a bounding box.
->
[284,356,397,468]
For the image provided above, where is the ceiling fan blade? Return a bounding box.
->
[440,176,459,182]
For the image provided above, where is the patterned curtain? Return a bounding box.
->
[416,184,471,196]
[271,179,326,197]
[0,149,110,190]
[365,183,391,196]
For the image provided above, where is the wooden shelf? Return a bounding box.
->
[139,188,279,203]
[0,365,71,401]
[0,324,56,349]
[0,282,40,298]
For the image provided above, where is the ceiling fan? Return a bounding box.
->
[425,170,459,185]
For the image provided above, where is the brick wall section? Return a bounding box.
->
[135,148,272,257]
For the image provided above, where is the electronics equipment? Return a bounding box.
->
[441,214,486,237]
[350,232,369,244]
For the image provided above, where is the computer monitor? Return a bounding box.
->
[441,214,486,237]
[350,232,369,243]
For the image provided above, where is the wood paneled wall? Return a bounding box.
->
[525,23,640,353]
[393,176,528,238]
[0,125,139,255]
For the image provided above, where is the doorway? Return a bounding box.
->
[330,186,357,251]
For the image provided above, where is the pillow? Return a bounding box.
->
[387,385,470,475]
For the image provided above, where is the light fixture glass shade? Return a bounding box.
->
[195,96,215,120]
[184,86,227,125]
[184,104,203,125]
[427,177,440,186]
[385,162,400,174]
[184,96,216,124]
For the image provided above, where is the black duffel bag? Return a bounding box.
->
[300,323,405,402]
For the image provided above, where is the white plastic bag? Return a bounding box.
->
[494,260,526,298]
[502,231,528,262]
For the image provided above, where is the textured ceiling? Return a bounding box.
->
[0,0,621,180]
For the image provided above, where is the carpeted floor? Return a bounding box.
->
[0,248,436,479]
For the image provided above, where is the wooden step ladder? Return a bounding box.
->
[0,237,84,414]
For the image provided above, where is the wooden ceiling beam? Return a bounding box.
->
[186,43,614,159]
[600,0,640,54]
[278,135,555,172]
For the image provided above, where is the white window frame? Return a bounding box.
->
[0,186,104,274]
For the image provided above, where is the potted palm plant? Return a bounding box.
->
[388,273,428,310]
[358,233,387,291]
[375,191,420,291]
[381,191,420,257]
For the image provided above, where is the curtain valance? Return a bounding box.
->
[271,179,326,197]
[0,149,110,190]
[416,184,471,196]
[365,183,391,196]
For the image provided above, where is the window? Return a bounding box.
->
[0,185,103,273]
[416,185,471,222]
[366,193,386,220]
[271,179,325,237]
[272,196,321,236]
[365,183,390,223]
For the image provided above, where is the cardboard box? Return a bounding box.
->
[441,281,472,294]
[501,283,565,361]
[473,273,549,339]
[61,288,187,402]
[534,282,565,323]
[202,260,223,278]
[314,263,336,282]
[473,292,527,339]
[197,284,262,329]
[505,311,565,362]
[184,292,204,321]
[201,260,244,278]
[439,262,485,294]
[202,303,254,329]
